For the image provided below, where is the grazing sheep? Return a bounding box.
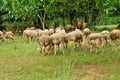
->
[101,30,110,46]
[23,29,38,41]
[50,30,67,55]
[38,35,53,55]
[0,31,4,42]
[110,29,120,45]
[5,31,15,41]
[83,28,91,38]
[87,33,105,53]
[67,29,83,49]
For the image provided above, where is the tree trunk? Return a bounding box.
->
[84,16,88,23]
[70,15,74,25]
[54,19,59,28]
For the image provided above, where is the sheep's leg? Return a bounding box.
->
[31,36,34,42]
[78,41,82,50]
[65,42,68,50]
[88,41,92,53]
[47,46,52,55]
[33,36,36,42]
[54,45,57,55]
[25,35,28,42]
[57,44,59,48]
[28,36,31,42]
[39,47,42,53]
[42,46,45,56]
[105,39,108,47]
[96,43,99,53]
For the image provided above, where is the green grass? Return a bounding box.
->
[89,24,118,32]
[96,24,118,29]
[0,35,120,80]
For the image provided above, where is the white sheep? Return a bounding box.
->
[101,30,110,46]
[55,26,64,33]
[67,29,83,49]
[110,29,120,45]
[38,29,49,37]
[23,29,38,41]
[87,33,105,53]
[5,31,15,41]
[48,28,54,35]
[50,30,67,55]
[83,28,91,38]
[38,35,53,55]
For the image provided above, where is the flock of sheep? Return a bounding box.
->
[0,25,120,55]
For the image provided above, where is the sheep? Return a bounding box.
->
[50,30,67,55]
[0,31,4,42]
[38,35,53,55]
[57,29,68,49]
[38,29,49,37]
[67,29,83,49]
[23,29,38,41]
[55,26,64,33]
[65,24,75,33]
[83,28,91,38]
[43,29,49,35]
[87,33,105,53]
[5,31,15,41]
[101,30,110,46]
[48,28,54,35]
[110,29,120,45]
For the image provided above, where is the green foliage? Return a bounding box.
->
[97,14,120,25]
[89,26,98,31]
[0,0,120,28]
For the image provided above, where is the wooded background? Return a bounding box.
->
[0,0,120,30]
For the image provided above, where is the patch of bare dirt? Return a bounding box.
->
[71,64,107,80]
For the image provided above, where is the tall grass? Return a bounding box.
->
[0,35,120,80]
[52,60,73,80]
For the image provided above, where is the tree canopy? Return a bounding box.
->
[0,0,120,29]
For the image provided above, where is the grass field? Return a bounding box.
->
[0,35,120,80]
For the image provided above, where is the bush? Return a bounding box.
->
[97,15,120,25]
[89,26,98,31]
